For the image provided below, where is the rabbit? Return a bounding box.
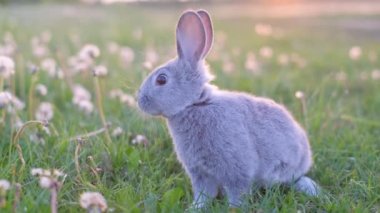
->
[137,9,320,208]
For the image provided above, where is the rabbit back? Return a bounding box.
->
[242,92,312,186]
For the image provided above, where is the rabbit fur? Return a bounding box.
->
[137,9,320,208]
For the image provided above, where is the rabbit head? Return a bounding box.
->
[138,10,214,117]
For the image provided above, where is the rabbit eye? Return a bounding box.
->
[156,74,167,86]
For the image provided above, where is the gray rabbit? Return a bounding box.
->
[137,10,320,208]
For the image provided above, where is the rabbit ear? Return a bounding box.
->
[197,10,213,59]
[176,11,206,64]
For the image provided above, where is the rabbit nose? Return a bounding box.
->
[140,95,148,102]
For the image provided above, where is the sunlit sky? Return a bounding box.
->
[90,0,380,19]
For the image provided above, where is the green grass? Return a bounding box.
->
[0,3,380,212]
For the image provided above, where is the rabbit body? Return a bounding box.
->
[168,85,312,206]
[137,10,319,207]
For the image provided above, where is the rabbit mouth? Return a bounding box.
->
[137,95,161,115]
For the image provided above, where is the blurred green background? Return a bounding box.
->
[0,0,379,212]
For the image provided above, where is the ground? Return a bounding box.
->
[0,2,379,212]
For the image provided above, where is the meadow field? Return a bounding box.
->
[0,2,379,212]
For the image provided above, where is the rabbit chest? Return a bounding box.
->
[167,104,258,179]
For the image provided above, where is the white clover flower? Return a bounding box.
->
[295,91,305,99]
[30,167,65,213]
[222,58,234,74]
[0,91,12,108]
[33,45,49,58]
[31,168,66,189]
[0,44,16,57]
[77,100,94,114]
[40,58,57,77]
[132,134,148,145]
[277,53,289,66]
[10,95,25,111]
[245,52,261,75]
[119,46,135,67]
[40,31,52,44]
[142,61,153,70]
[0,91,24,111]
[30,37,40,47]
[144,47,159,66]
[0,45,12,57]
[109,89,136,107]
[35,102,54,121]
[79,44,100,60]
[107,41,119,54]
[109,89,123,99]
[39,176,53,189]
[290,53,307,68]
[112,127,123,137]
[372,69,380,80]
[52,169,65,177]
[68,56,91,73]
[36,84,48,96]
[255,23,273,37]
[31,168,64,177]
[0,56,15,78]
[31,168,45,176]
[72,85,91,104]
[0,180,10,191]
[335,71,347,82]
[79,192,108,212]
[119,94,136,107]
[259,46,273,59]
[93,65,108,77]
[349,46,362,60]
[0,32,17,56]
[132,28,143,40]
[72,85,94,114]
[31,37,49,58]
